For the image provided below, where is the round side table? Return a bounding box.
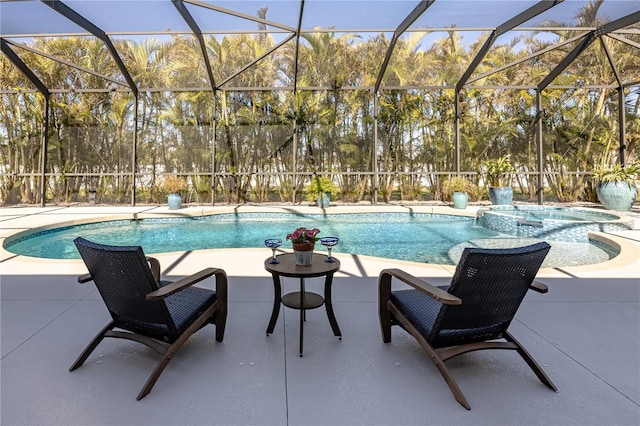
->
[264,253,341,356]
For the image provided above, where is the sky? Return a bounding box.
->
[1,0,639,37]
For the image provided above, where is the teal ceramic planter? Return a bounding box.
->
[167,193,182,210]
[317,193,330,208]
[596,182,637,211]
[452,192,468,209]
[489,186,513,205]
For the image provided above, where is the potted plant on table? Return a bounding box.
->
[441,176,474,209]
[482,155,515,205]
[593,162,639,211]
[162,176,188,210]
[287,227,321,266]
[305,176,339,208]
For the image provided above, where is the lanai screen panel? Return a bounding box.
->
[1,0,639,206]
[2,0,639,92]
[214,88,295,203]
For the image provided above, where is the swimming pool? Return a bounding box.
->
[3,212,617,267]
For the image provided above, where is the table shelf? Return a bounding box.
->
[281,291,324,310]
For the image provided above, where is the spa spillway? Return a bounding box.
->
[476,205,634,242]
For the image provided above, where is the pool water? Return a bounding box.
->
[4,212,617,267]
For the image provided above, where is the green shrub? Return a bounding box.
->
[304,176,339,202]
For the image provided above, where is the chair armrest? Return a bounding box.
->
[146,257,161,283]
[378,268,461,305]
[77,273,93,283]
[530,280,548,293]
[146,267,227,300]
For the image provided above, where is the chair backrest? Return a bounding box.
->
[433,242,550,341]
[74,237,175,334]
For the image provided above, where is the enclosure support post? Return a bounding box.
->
[131,93,138,206]
[618,87,626,166]
[536,90,544,205]
[292,116,298,204]
[373,91,378,204]
[40,96,50,207]
[211,90,217,205]
[454,89,460,175]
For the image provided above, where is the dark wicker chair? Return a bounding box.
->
[378,241,556,409]
[71,237,228,400]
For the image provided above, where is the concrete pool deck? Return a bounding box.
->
[1,204,639,425]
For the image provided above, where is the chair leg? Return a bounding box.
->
[378,275,393,343]
[388,304,471,409]
[137,342,178,400]
[213,270,227,342]
[214,301,226,342]
[137,304,219,400]
[505,331,557,391]
[69,321,116,371]
[379,301,393,343]
[420,337,471,410]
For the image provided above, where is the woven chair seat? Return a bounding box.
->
[165,285,218,332]
[391,289,504,349]
[118,284,218,343]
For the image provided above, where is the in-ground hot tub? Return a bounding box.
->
[476,205,634,242]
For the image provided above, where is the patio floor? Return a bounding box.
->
[1,204,639,425]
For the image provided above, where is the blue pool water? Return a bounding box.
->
[4,212,617,267]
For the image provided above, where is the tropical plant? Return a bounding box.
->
[483,156,516,187]
[441,176,476,200]
[162,176,188,194]
[593,162,639,187]
[305,176,339,202]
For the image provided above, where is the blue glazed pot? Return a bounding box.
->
[317,193,330,208]
[452,192,468,209]
[167,193,182,210]
[596,182,637,211]
[489,186,513,205]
